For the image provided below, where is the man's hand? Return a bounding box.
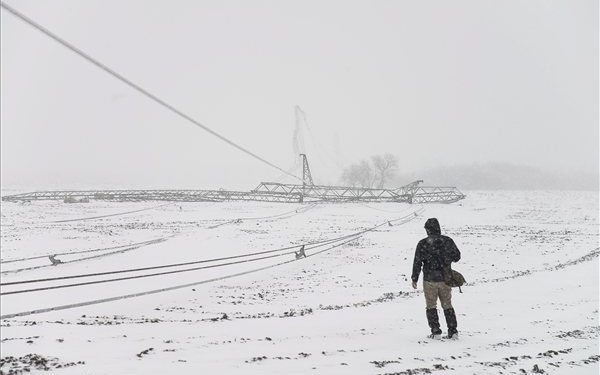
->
[412,281,417,289]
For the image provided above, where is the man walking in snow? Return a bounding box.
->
[411,218,461,339]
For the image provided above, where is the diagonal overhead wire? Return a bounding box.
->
[0,2,301,182]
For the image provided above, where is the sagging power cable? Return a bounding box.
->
[208,203,316,228]
[50,203,172,223]
[0,210,424,318]
[359,203,423,214]
[0,239,168,275]
[0,236,360,295]
[0,238,168,265]
[0,2,301,182]
[1,204,316,273]
[1,235,353,287]
[0,238,357,320]
[3,204,313,264]
[1,208,421,286]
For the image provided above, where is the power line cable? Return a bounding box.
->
[207,203,315,228]
[2,204,314,265]
[1,208,422,288]
[1,204,317,274]
[359,203,424,214]
[296,106,344,171]
[0,241,166,275]
[225,203,316,221]
[0,238,167,264]
[0,210,424,318]
[0,236,360,295]
[0,238,357,320]
[0,2,301,182]
[0,235,353,287]
[49,203,172,223]
[270,162,301,184]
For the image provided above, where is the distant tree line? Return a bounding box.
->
[340,153,399,189]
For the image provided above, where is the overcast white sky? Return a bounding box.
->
[1,0,598,190]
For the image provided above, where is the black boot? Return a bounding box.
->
[426,308,442,338]
[443,308,458,339]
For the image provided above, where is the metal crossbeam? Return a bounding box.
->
[1,189,302,203]
[253,181,465,203]
[411,186,466,204]
[1,181,465,204]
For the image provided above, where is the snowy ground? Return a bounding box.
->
[0,190,598,374]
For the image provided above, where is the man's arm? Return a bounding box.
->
[446,238,461,263]
[411,242,423,283]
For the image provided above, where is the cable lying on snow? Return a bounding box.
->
[0,209,424,319]
[1,203,317,274]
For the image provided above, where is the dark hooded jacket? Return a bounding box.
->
[411,218,461,282]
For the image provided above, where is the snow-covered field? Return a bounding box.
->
[1,190,598,374]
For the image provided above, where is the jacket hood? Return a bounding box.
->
[424,218,441,235]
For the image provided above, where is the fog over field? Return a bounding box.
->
[1,1,598,375]
[1,0,598,191]
[395,163,599,191]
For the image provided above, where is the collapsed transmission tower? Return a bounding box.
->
[0,5,464,207]
[2,155,465,204]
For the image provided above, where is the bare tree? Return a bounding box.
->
[372,153,399,188]
[341,164,360,187]
[357,160,376,188]
[341,159,376,188]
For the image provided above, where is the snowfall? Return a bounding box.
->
[0,190,598,374]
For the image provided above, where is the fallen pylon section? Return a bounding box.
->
[2,155,465,204]
[1,180,464,204]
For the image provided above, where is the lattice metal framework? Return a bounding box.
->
[252,181,465,203]
[411,186,466,204]
[1,182,465,204]
[300,153,314,187]
[1,154,465,204]
[1,189,301,203]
